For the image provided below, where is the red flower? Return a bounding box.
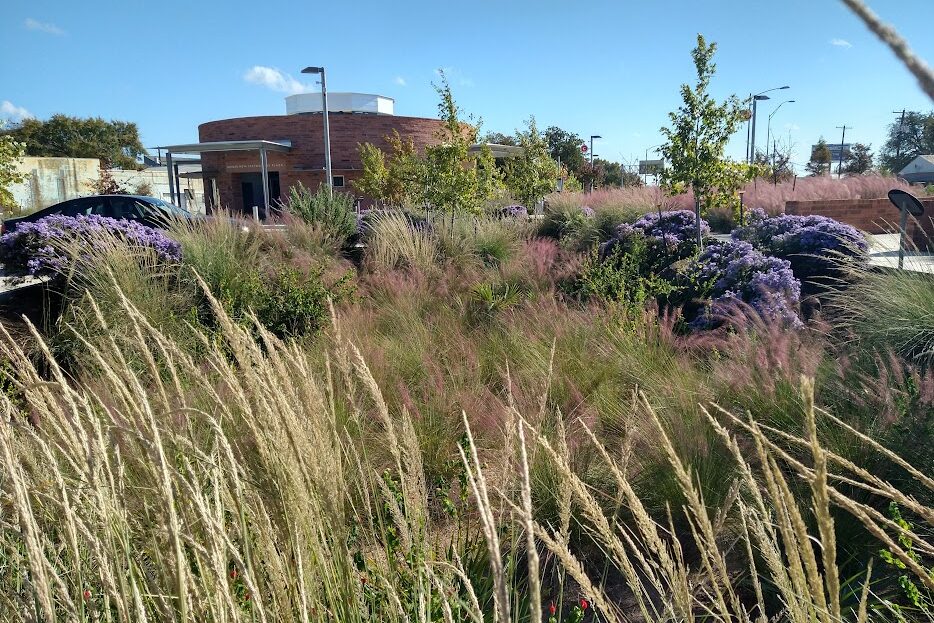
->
[360,575,368,585]
[230,568,238,580]
[83,589,92,601]
[580,598,589,610]
[244,592,251,602]
[548,602,556,615]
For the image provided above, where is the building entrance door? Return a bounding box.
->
[238,172,280,217]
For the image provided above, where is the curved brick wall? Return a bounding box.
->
[198,113,445,212]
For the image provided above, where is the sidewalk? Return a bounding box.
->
[866,233,934,274]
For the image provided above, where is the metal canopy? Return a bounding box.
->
[469,143,524,158]
[159,140,292,213]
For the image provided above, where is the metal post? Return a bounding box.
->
[836,125,848,176]
[589,136,594,193]
[750,98,759,163]
[259,147,270,218]
[165,152,175,204]
[173,162,182,206]
[745,93,752,163]
[321,69,333,194]
[898,206,908,269]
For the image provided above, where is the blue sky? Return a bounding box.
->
[2,0,932,173]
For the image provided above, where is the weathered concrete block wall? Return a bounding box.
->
[785,197,934,249]
[10,157,99,213]
[9,157,205,214]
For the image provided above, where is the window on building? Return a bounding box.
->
[332,175,345,188]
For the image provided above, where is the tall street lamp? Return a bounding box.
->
[589,135,601,192]
[766,100,795,152]
[746,85,789,162]
[301,66,333,193]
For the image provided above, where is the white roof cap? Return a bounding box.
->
[285,92,394,115]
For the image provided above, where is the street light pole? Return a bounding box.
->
[301,65,333,194]
[589,134,601,192]
[746,85,790,163]
[766,100,795,156]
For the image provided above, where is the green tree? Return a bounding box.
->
[0,125,27,212]
[503,117,558,208]
[754,143,795,184]
[596,159,643,188]
[354,142,389,204]
[422,71,499,216]
[659,34,758,242]
[879,111,934,173]
[4,114,145,169]
[806,138,832,176]
[844,142,874,175]
[544,126,586,173]
[480,131,517,146]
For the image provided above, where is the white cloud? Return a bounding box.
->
[784,122,800,132]
[0,100,34,123]
[24,18,64,35]
[243,66,312,94]
[394,76,407,87]
[830,38,852,48]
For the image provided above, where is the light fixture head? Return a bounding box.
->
[591,134,602,139]
[754,95,771,100]
[301,66,323,75]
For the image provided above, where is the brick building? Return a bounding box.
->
[172,93,447,214]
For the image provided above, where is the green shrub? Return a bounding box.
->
[281,182,357,247]
[254,265,354,338]
[573,240,674,311]
[826,262,934,366]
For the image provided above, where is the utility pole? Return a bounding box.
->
[835,125,849,176]
[892,109,907,160]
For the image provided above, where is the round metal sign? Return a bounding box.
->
[888,189,925,216]
[580,144,588,153]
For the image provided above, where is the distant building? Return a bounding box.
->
[163,93,449,214]
[899,154,934,184]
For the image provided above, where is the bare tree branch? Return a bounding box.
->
[841,0,934,101]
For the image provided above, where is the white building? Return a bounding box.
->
[899,154,934,185]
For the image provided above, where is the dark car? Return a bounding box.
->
[1,195,191,235]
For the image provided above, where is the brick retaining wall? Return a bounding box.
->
[785,197,934,249]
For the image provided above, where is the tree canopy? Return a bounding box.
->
[659,34,757,227]
[0,123,27,212]
[879,111,934,173]
[4,114,145,170]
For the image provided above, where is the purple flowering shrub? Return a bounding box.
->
[685,239,802,329]
[0,214,181,277]
[601,210,709,270]
[732,211,868,291]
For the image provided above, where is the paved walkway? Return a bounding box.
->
[866,233,934,274]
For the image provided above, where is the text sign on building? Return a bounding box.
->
[639,159,664,175]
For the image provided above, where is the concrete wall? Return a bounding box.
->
[10,157,99,213]
[785,197,934,249]
[9,157,205,215]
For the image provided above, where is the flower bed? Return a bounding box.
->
[732,210,867,291]
[686,238,802,329]
[601,209,709,268]
[0,214,181,276]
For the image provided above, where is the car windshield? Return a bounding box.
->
[145,197,190,215]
